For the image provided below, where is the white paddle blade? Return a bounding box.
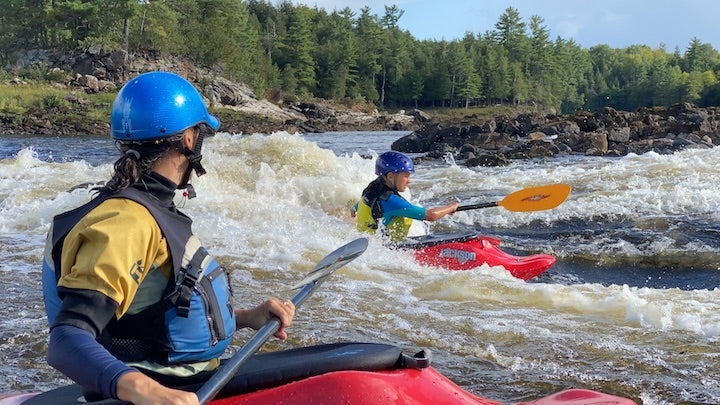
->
[291,238,368,289]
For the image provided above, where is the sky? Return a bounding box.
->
[289,0,720,52]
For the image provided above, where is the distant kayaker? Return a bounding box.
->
[354,151,459,241]
[41,71,295,405]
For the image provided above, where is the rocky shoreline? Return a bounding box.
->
[393,103,720,166]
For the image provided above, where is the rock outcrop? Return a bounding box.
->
[392,104,720,166]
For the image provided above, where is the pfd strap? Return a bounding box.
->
[174,247,209,317]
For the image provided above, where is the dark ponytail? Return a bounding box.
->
[93,136,182,194]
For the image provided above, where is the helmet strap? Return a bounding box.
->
[382,173,399,191]
[177,130,206,196]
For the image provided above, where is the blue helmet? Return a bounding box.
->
[110,71,220,141]
[375,151,415,176]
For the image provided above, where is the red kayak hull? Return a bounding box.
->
[0,365,634,405]
[412,235,555,280]
[0,343,632,405]
[213,367,632,405]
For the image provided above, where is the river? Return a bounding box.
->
[1,130,719,404]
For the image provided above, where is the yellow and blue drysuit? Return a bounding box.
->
[41,172,235,399]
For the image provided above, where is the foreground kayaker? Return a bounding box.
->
[354,151,459,241]
[41,71,295,405]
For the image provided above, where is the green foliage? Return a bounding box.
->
[0,93,26,115]
[35,94,69,110]
[46,68,71,83]
[2,1,720,112]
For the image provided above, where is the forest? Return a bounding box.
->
[2,0,720,113]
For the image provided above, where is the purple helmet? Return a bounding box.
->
[375,151,415,176]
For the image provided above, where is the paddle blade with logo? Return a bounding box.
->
[457,184,571,212]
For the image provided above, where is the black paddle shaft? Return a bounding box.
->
[456,202,498,212]
[195,281,315,403]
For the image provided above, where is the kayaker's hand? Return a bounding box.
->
[116,371,199,405]
[425,202,461,221]
[235,298,295,340]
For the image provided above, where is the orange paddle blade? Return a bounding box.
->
[497,184,571,212]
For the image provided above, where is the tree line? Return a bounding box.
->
[2,0,720,113]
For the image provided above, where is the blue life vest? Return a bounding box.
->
[41,186,236,364]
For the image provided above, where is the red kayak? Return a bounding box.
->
[0,342,633,405]
[398,232,555,280]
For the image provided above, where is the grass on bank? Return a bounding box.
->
[0,82,116,124]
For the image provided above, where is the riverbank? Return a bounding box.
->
[0,80,423,137]
[4,72,719,169]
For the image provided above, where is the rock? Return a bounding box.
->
[608,127,631,143]
[459,143,477,154]
[481,119,497,133]
[537,120,580,136]
[98,80,115,91]
[528,131,547,140]
[409,109,431,122]
[391,126,439,152]
[467,132,513,150]
[466,153,509,167]
[77,74,100,93]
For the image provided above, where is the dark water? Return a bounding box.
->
[487,218,720,291]
[0,134,117,165]
[301,130,402,157]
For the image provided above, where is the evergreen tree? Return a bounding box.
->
[684,37,717,72]
[485,42,511,103]
[422,41,453,106]
[527,15,553,105]
[378,5,406,105]
[355,7,382,102]
[0,0,40,62]
[313,7,357,99]
[282,5,316,94]
[509,62,528,105]
[492,7,529,69]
